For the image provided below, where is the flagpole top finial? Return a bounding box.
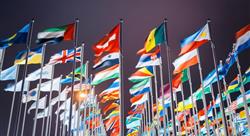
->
[120,19,124,23]
[31,19,35,23]
[207,19,211,23]
[75,18,80,22]
[164,18,168,23]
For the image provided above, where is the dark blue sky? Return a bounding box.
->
[0,0,249,135]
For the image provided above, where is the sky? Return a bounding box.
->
[0,0,249,135]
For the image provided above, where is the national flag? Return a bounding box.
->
[203,64,223,87]
[126,116,141,129]
[28,95,47,114]
[173,49,198,74]
[5,80,30,92]
[144,23,165,52]
[0,23,30,48]
[193,86,211,101]
[219,51,236,77]
[48,47,81,65]
[93,24,120,57]
[39,77,61,92]
[91,64,119,86]
[235,24,250,54]
[104,110,119,120]
[55,98,71,114]
[36,107,48,119]
[101,91,119,103]
[22,88,37,103]
[51,87,69,106]
[93,52,119,70]
[172,69,188,88]
[36,23,75,45]
[0,65,18,81]
[129,78,150,96]
[179,24,210,56]
[103,102,119,115]
[175,97,193,112]
[130,93,148,107]
[128,66,153,83]
[26,65,53,81]
[236,90,250,108]
[136,47,161,68]
[14,46,42,65]
[67,63,86,80]
[99,79,119,97]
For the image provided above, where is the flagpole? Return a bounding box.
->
[41,110,46,136]
[152,65,161,133]
[45,65,55,136]
[14,19,34,136]
[163,18,177,136]
[149,77,156,133]
[187,68,198,136]
[180,83,188,136]
[210,85,220,135]
[68,18,79,136]
[55,76,63,136]
[146,92,151,134]
[6,65,20,136]
[207,19,228,136]
[62,98,67,136]
[197,49,210,136]
[59,121,63,136]
[159,60,167,135]
[0,48,5,76]
[174,90,180,134]
[235,54,250,132]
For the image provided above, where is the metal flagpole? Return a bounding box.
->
[31,43,47,136]
[235,55,250,132]
[194,104,201,134]
[149,77,156,133]
[187,68,198,136]
[197,49,210,136]
[174,91,180,134]
[146,93,151,134]
[159,60,167,135]
[68,18,79,136]
[207,19,228,136]
[0,48,5,77]
[62,98,67,136]
[14,19,34,136]
[153,65,161,133]
[83,103,87,135]
[210,85,220,135]
[45,65,55,136]
[180,83,188,136]
[59,121,62,136]
[20,82,31,136]
[55,76,63,136]
[41,110,46,136]
[163,18,177,136]
[6,65,20,136]
[118,19,125,136]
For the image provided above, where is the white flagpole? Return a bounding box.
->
[146,93,151,134]
[174,90,180,134]
[41,111,46,136]
[180,83,188,136]
[0,48,5,76]
[149,78,155,132]
[59,121,63,136]
[6,65,20,136]
[62,98,67,136]
[54,75,63,136]
[187,68,198,135]
[210,85,220,135]
[45,65,55,136]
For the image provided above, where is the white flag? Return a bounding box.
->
[5,80,29,92]
[26,65,53,81]
[22,88,37,103]
[51,87,69,106]
[55,98,71,115]
[28,95,47,114]
[36,107,48,119]
[39,77,61,92]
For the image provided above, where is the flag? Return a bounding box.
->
[136,47,161,68]
[103,102,119,115]
[129,78,150,96]
[93,52,119,70]
[93,24,120,57]
[91,64,119,86]
[101,91,119,103]
[219,51,236,77]
[172,69,188,88]
[193,86,211,101]
[130,93,148,107]
[28,95,47,114]
[39,77,61,92]
[22,88,37,103]
[173,49,198,74]
[104,110,119,120]
[179,24,210,56]
[0,65,18,81]
[0,23,30,48]
[14,46,42,65]
[48,47,81,65]
[128,66,153,83]
[144,23,165,52]
[36,23,75,45]
[203,64,223,87]
[26,65,53,81]
[5,80,29,92]
[99,79,119,97]
[67,63,86,81]
[51,87,69,106]
[235,24,250,54]
[176,97,193,112]
[36,107,48,119]
[55,98,71,115]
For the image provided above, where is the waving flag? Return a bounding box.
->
[104,110,119,120]
[26,65,53,81]
[144,23,165,52]
[203,64,223,87]
[103,102,119,115]
[93,24,120,57]
[128,66,153,83]
[0,65,18,81]
[39,77,61,92]
[136,47,161,68]
[28,95,47,114]
[129,78,150,96]
[176,97,193,112]
[93,52,119,70]
[0,23,30,48]
[193,86,211,101]
[99,79,119,97]
[22,88,37,103]
[179,24,210,55]
[91,64,119,86]
[130,93,148,107]
[51,87,69,106]
[48,47,81,65]
[15,46,42,65]
[173,49,198,74]
[101,91,119,103]
[172,69,188,88]
[36,23,75,45]
[5,80,29,92]
[235,24,250,54]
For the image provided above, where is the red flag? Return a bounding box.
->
[103,103,119,115]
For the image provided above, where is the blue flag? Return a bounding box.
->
[0,23,30,48]
[0,65,18,81]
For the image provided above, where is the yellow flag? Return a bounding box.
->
[144,28,156,52]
